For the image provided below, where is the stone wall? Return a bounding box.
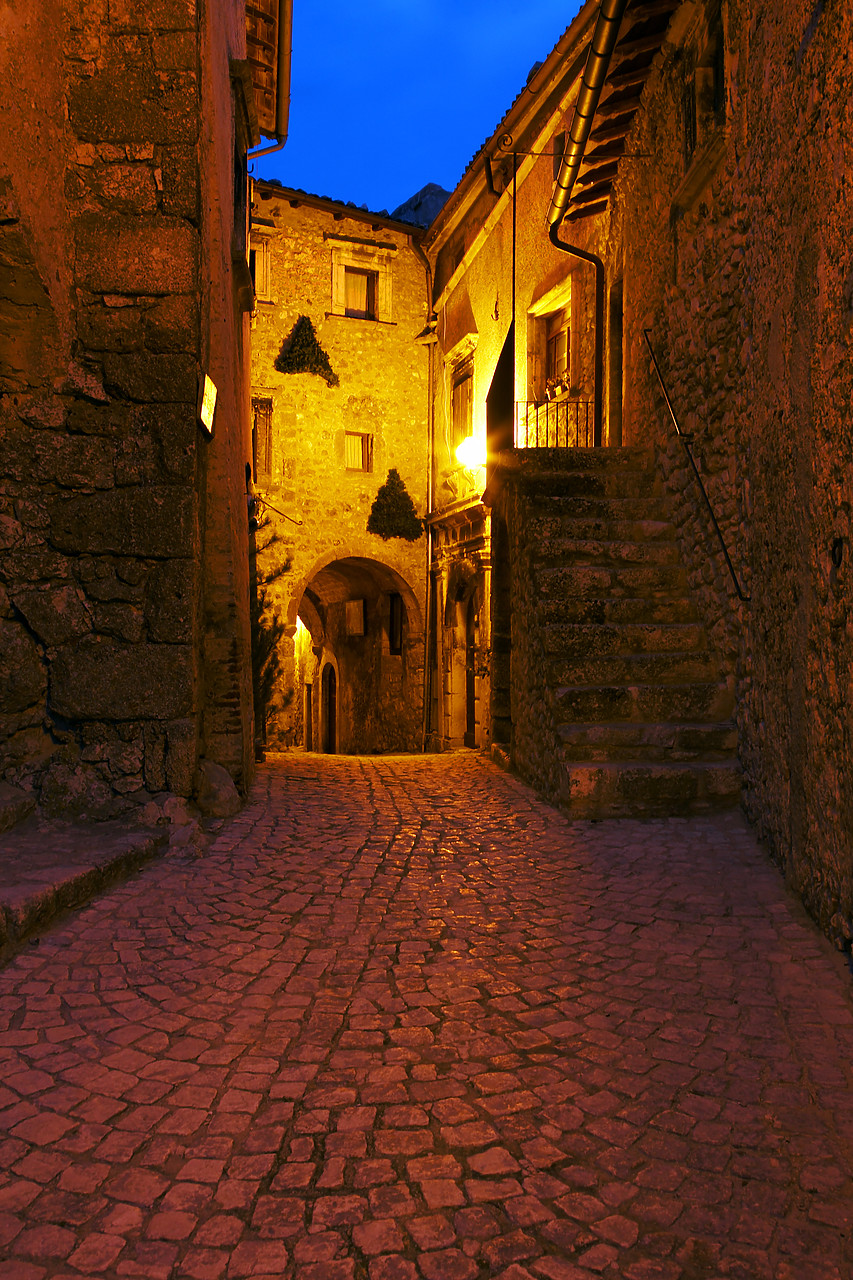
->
[249,186,430,754]
[608,0,853,936]
[0,0,257,817]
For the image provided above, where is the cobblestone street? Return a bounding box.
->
[2,752,853,1280]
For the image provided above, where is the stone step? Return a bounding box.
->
[527,515,677,542]
[549,650,721,687]
[519,469,658,500]
[528,495,673,522]
[511,446,653,475]
[557,721,738,762]
[554,680,735,724]
[533,537,681,567]
[535,563,689,599]
[540,596,699,626]
[543,621,706,657]
[556,760,742,819]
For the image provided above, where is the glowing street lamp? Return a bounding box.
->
[455,435,486,470]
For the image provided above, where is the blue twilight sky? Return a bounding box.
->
[250,0,586,217]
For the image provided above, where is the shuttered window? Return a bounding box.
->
[345,431,372,472]
[451,365,473,448]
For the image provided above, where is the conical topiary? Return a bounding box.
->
[274,315,339,386]
[367,468,423,541]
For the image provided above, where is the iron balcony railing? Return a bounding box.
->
[515,398,594,449]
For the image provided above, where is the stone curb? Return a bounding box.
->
[0,825,166,968]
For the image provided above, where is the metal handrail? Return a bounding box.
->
[644,329,749,604]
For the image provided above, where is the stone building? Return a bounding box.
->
[424,0,853,938]
[249,182,430,755]
[0,0,290,822]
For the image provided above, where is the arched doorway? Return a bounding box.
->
[322,663,336,753]
[289,556,423,755]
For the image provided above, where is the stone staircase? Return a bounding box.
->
[515,447,740,818]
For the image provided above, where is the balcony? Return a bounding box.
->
[515,398,594,449]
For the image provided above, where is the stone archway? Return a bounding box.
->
[288,556,424,755]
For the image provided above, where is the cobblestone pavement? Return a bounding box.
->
[2,752,853,1280]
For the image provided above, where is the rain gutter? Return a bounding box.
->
[547,0,629,446]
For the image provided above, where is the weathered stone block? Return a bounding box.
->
[133,404,196,480]
[145,559,194,642]
[0,781,36,833]
[143,294,199,352]
[79,302,144,353]
[39,757,115,819]
[194,758,241,817]
[69,69,197,144]
[50,487,194,557]
[11,587,90,648]
[0,619,46,713]
[90,602,145,642]
[108,0,196,32]
[158,146,199,220]
[0,549,71,584]
[115,434,162,486]
[143,723,167,791]
[165,718,196,794]
[103,353,197,403]
[50,434,116,490]
[67,401,131,437]
[51,637,193,719]
[153,32,196,70]
[75,217,197,294]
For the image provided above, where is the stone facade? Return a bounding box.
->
[423,0,853,934]
[604,0,853,935]
[423,10,602,754]
[0,1,273,819]
[249,184,430,755]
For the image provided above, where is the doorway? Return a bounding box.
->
[305,682,313,751]
[464,595,477,747]
[608,278,623,447]
[321,663,336,753]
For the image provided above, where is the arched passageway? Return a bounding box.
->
[293,557,424,755]
[321,663,336,753]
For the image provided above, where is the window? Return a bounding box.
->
[252,396,273,482]
[346,600,366,636]
[546,308,570,394]
[344,267,377,319]
[451,362,473,449]
[345,431,372,472]
[249,236,271,300]
[388,593,404,655]
[330,241,394,322]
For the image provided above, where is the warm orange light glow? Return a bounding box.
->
[455,435,486,469]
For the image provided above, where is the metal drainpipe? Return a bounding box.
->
[547,0,629,447]
[248,0,293,159]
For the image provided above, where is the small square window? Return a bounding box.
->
[345,431,372,472]
[344,267,378,319]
